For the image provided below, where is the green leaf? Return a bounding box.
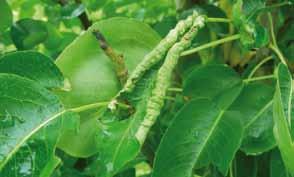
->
[0,73,74,176]
[0,51,64,89]
[152,16,177,37]
[273,63,294,174]
[94,71,156,177]
[201,4,229,36]
[43,23,63,50]
[55,17,161,157]
[232,0,269,49]
[183,64,243,109]
[239,22,269,49]
[270,149,292,177]
[229,83,275,155]
[55,17,161,108]
[277,19,294,62]
[152,99,243,177]
[10,19,48,49]
[0,0,12,32]
[232,0,265,25]
[61,3,86,19]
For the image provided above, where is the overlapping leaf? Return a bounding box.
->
[230,83,275,154]
[183,64,243,109]
[273,63,294,175]
[0,51,64,89]
[0,74,77,177]
[152,99,243,177]
[10,19,48,49]
[94,71,157,177]
[153,64,244,176]
[232,0,269,49]
[55,17,161,158]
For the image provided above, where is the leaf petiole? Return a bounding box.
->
[247,56,273,79]
[69,102,109,112]
[267,13,287,65]
[269,44,287,65]
[181,34,240,56]
[243,75,275,83]
[206,17,231,23]
[167,87,183,92]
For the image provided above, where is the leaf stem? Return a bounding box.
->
[248,56,273,79]
[269,44,287,65]
[181,34,240,57]
[58,0,92,29]
[69,101,130,113]
[229,163,234,177]
[206,17,231,23]
[265,1,292,10]
[243,75,275,83]
[268,13,278,47]
[267,13,287,65]
[167,87,183,92]
[69,102,109,112]
[92,30,128,85]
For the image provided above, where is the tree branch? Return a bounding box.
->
[74,0,92,29]
[92,30,128,85]
[58,0,92,30]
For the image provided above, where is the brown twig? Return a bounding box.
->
[74,0,92,29]
[58,0,92,30]
[92,30,128,85]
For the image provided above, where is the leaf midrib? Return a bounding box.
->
[245,100,273,129]
[192,110,225,175]
[0,110,66,170]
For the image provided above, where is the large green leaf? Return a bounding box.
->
[10,19,48,49]
[152,99,243,177]
[0,51,64,89]
[94,71,156,177]
[273,63,294,174]
[229,83,275,154]
[55,17,161,108]
[0,0,12,32]
[56,17,161,158]
[183,64,243,109]
[0,74,75,176]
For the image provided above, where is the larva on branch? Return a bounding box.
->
[120,12,199,94]
[135,14,205,144]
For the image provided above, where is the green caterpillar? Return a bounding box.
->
[135,14,205,144]
[119,12,199,95]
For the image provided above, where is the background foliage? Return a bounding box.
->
[0,0,294,177]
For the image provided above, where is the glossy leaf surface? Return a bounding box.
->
[94,71,157,177]
[183,64,243,109]
[56,17,161,157]
[0,74,74,176]
[152,99,243,177]
[230,83,275,154]
[0,51,64,89]
[273,63,294,174]
[10,19,48,49]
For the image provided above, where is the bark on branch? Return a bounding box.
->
[92,30,128,85]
